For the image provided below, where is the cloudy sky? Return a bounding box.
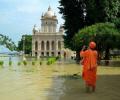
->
[0,0,64,45]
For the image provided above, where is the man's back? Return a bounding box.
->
[81,49,98,70]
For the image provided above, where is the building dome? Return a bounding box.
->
[44,6,54,18]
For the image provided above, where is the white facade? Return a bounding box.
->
[32,6,64,57]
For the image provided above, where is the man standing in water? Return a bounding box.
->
[80,41,98,92]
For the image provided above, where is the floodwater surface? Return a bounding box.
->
[0,56,120,100]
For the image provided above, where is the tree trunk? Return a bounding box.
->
[97,51,101,65]
[76,51,80,64]
[104,47,110,66]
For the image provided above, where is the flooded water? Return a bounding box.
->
[0,55,120,100]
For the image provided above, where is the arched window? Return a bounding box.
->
[46,52,49,57]
[35,52,37,57]
[41,41,44,50]
[51,52,54,56]
[51,41,55,50]
[35,41,38,51]
[58,52,61,56]
[46,41,49,50]
[41,52,44,56]
[58,41,61,50]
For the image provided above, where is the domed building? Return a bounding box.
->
[32,6,64,57]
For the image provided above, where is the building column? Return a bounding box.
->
[32,41,35,56]
[38,41,41,51]
[44,41,46,56]
[61,41,63,49]
[38,41,41,57]
[37,52,40,59]
[55,40,58,56]
[61,41,64,57]
[49,40,51,51]
[56,40,58,51]
[32,51,35,56]
[49,40,52,56]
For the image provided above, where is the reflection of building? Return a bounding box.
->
[32,6,64,57]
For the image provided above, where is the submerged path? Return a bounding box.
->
[0,62,120,100]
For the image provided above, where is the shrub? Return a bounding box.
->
[0,61,4,66]
[39,61,42,65]
[56,56,60,60]
[47,61,50,65]
[9,61,12,66]
[46,57,56,65]
[23,60,27,65]
[18,62,21,66]
[32,61,35,65]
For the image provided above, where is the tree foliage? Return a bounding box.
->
[59,0,86,49]
[85,0,120,24]
[73,23,120,59]
[59,0,120,51]
[0,34,17,51]
[17,35,32,54]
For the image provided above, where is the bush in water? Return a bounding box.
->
[40,61,42,65]
[18,62,21,66]
[46,57,57,65]
[9,61,12,66]
[32,61,35,65]
[0,61,4,66]
[23,60,27,65]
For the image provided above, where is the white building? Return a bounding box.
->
[32,6,64,57]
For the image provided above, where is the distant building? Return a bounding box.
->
[32,6,64,57]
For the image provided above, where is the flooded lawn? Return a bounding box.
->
[0,56,120,100]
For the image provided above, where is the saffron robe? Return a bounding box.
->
[80,49,98,86]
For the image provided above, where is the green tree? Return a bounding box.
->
[0,34,17,51]
[114,18,120,30]
[59,0,120,62]
[59,0,87,62]
[85,0,120,25]
[73,23,120,60]
[17,35,32,54]
[59,0,86,49]
[59,0,120,49]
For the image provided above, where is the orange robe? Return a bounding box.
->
[80,49,98,87]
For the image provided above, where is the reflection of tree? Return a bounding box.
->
[0,34,17,51]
